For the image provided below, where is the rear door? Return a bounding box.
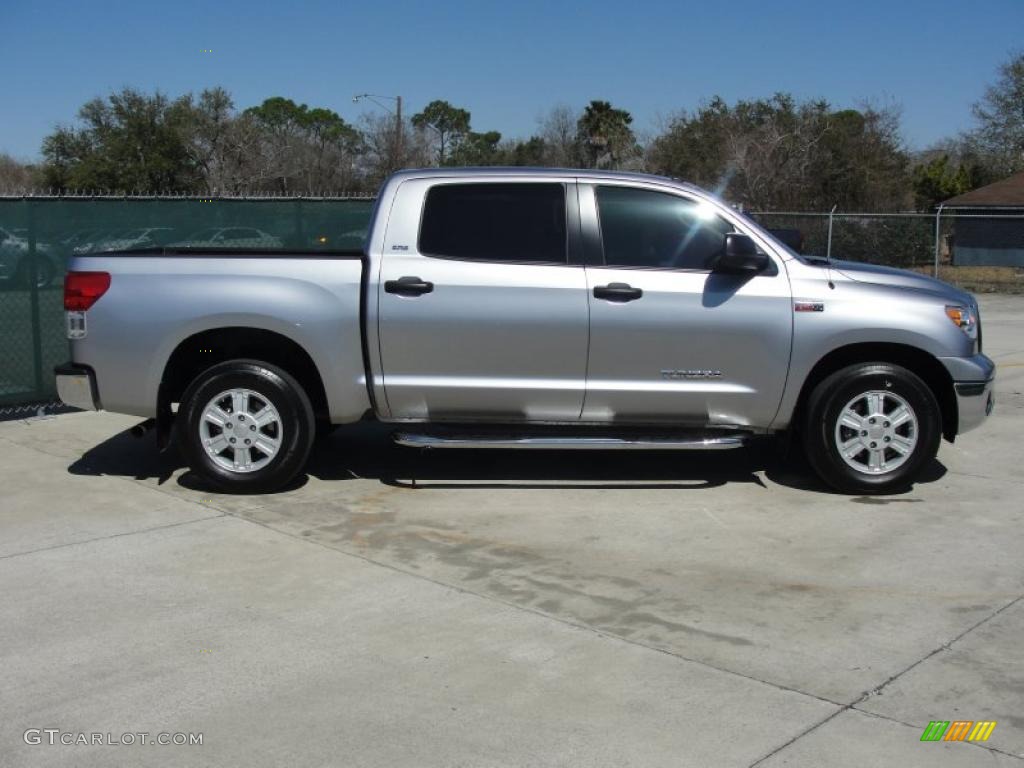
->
[580,182,793,428]
[376,177,589,422]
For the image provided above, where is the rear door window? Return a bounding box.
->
[419,183,567,264]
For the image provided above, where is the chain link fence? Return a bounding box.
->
[751,210,1024,292]
[751,212,934,267]
[1,195,1021,408]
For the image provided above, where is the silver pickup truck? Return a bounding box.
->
[55,168,995,494]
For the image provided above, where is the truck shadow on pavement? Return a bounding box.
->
[67,421,947,496]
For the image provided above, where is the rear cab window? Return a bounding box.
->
[419,183,567,264]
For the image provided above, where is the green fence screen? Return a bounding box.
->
[0,196,375,406]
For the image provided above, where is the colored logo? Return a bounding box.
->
[920,721,997,742]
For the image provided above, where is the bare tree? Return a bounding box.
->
[537,105,579,166]
[722,98,832,209]
[969,52,1024,175]
[0,154,36,191]
[357,113,431,185]
[177,88,266,193]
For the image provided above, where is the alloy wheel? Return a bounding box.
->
[198,388,284,473]
[833,390,918,475]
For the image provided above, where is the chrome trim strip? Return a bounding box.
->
[394,434,747,450]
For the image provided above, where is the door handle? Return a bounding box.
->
[385,276,434,296]
[593,282,643,302]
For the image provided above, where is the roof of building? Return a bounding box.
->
[943,169,1024,208]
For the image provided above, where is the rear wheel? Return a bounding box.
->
[803,363,941,494]
[177,360,314,493]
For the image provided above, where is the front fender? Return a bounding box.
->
[772,276,971,429]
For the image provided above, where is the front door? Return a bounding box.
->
[377,179,589,422]
[580,183,793,428]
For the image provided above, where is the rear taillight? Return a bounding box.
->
[64,271,111,311]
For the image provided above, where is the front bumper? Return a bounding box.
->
[939,353,995,436]
[54,362,100,411]
[954,378,995,435]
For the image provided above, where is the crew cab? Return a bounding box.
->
[55,169,995,494]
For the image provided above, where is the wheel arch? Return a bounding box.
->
[160,327,330,425]
[792,342,957,442]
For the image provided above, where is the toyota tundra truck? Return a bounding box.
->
[55,168,995,494]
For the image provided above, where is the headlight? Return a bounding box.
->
[945,304,978,340]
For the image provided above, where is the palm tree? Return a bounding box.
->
[576,100,636,169]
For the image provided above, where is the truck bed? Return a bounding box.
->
[68,249,371,423]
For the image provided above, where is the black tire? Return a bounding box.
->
[315,419,339,441]
[802,363,941,494]
[176,359,315,493]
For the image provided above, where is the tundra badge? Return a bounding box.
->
[661,369,723,379]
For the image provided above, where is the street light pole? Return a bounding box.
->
[395,95,402,167]
[353,93,403,170]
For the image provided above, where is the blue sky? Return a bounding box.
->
[1,0,1021,160]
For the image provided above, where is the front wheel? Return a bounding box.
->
[177,360,315,493]
[803,363,941,494]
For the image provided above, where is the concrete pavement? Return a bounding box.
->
[1,295,1022,767]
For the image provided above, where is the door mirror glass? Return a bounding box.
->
[715,234,768,273]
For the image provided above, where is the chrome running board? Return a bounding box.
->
[393,433,748,450]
